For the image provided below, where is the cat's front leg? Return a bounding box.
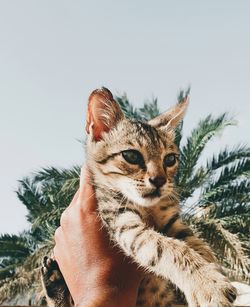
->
[41,256,73,307]
[111,209,236,307]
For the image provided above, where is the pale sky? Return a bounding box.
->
[0,0,249,234]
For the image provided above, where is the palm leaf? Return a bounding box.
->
[220,213,250,235]
[206,145,250,171]
[34,166,80,204]
[34,166,80,184]
[191,218,250,282]
[178,113,236,191]
[0,234,32,258]
[138,97,160,121]
[201,160,250,204]
[116,94,142,120]
[16,177,54,223]
[0,268,39,304]
[179,146,250,202]
[201,179,250,204]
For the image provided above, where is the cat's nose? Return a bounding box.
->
[149,176,166,188]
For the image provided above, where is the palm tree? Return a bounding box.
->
[0,90,249,303]
[0,167,80,303]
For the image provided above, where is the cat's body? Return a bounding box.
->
[93,187,214,307]
[41,88,237,307]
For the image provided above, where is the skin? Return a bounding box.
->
[53,168,143,307]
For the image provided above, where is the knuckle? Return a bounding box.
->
[60,209,70,227]
[54,226,62,242]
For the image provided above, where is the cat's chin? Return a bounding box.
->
[129,192,174,208]
[128,194,163,208]
[118,183,164,207]
[140,197,162,207]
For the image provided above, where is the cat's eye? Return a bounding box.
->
[163,153,177,167]
[122,150,144,165]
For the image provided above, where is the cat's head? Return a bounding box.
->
[86,87,188,207]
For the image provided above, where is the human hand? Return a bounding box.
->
[53,167,143,306]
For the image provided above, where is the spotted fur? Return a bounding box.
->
[41,88,237,307]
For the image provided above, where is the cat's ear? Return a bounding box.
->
[86,87,124,141]
[148,96,189,131]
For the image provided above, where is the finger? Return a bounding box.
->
[79,165,87,191]
[67,165,85,208]
[60,208,70,228]
[78,166,97,212]
[54,226,63,243]
[79,166,91,195]
[67,188,80,209]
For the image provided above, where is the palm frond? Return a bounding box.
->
[34,165,80,184]
[16,178,48,223]
[210,159,249,187]
[116,94,161,122]
[178,166,208,200]
[0,268,39,304]
[207,199,250,218]
[177,87,191,103]
[201,179,250,204]
[207,145,250,171]
[201,158,250,205]
[178,113,236,190]
[179,146,250,202]
[116,94,142,120]
[220,213,250,235]
[31,208,63,241]
[0,241,53,304]
[22,243,54,272]
[0,234,32,258]
[191,218,250,282]
[138,97,160,121]
[34,166,80,204]
[0,264,16,280]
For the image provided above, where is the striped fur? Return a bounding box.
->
[42,88,236,307]
[86,88,236,307]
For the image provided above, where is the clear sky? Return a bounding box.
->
[0,0,249,234]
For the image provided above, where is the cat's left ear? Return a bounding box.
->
[86,87,124,141]
[148,96,189,131]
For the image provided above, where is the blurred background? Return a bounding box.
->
[0,1,249,305]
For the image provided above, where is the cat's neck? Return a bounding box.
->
[96,182,180,230]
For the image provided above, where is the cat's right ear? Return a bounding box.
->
[86,87,124,141]
[148,96,189,132]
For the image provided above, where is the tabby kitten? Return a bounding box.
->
[41,88,237,307]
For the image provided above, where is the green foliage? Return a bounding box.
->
[116,94,160,121]
[177,113,236,194]
[0,234,33,258]
[0,167,80,303]
[191,218,250,282]
[1,89,250,303]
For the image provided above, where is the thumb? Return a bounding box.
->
[78,166,97,212]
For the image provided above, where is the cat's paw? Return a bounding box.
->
[41,256,69,302]
[186,264,237,307]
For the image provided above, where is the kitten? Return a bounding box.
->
[41,87,237,307]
